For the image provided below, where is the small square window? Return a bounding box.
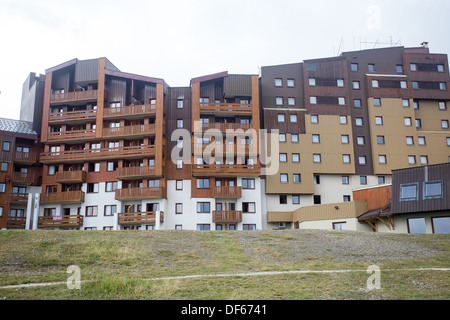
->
[408,155,416,165]
[396,65,403,73]
[420,156,428,165]
[341,135,349,144]
[440,82,447,90]
[176,203,183,214]
[379,155,387,164]
[447,137,450,146]
[293,174,301,184]
[400,184,418,201]
[416,119,422,128]
[404,118,412,127]
[287,79,295,87]
[277,114,285,122]
[176,180,183,190]
[310,96,317,105]
[177,100,184,109]
[312,134,320,144]
[314,195,321,205]
[377,136,385,145]
[354,99,362,108]
[279,134,286,143]
[374,98,381,106]
[368,64,375,72]
[288,98,295,106]
[355,118,363,126]
[275,78,283,87]
[342,154,351,164]
[2,141,10,152]
[342,176,349,185]
[290,114,297,123]
[353,81,360,89]
[424,181,443,199]
[0,162,7,172]
[378,176,385,185]
[177,119,183,128]
[292,195,300,205]
[372,80,379,88]
[437,65,445,72]
[291,134,299,143]
[402,99,410,107]
[279,153,287,162]
[280,174,288,183]
[292,153,300,163]
[339,116,347,124]
[413,101,419,109]
[279,195,288,204]
[439,102,447,110]
[410,64,417,71]
[351,63,358,72]
[313,154,321,163]
[357,136,366,145]
[375,116,383,125]
[400,81,408,89]
[412,82,419,89]
[418,136,426,146]
[338,97,346,105]
[360,176,368,185]
[309,78,316,86]
[406,136,414,145]
[276,97,283,105]
[311,115,319,123]
[442,120,449,129]
[337,79,344,87]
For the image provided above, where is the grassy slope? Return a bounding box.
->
[0,229,448,300]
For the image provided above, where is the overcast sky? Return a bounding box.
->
[0,0,449,120]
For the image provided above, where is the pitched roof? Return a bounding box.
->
[0,118,38,137]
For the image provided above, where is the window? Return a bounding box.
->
[307,63,317,72]
[379,155,387,164]
[355,118,363,126]
[276,97,283,106]
[440,82,447,90]
[313,154,321,163]
[337,79,344,87]
[333,222,347,230]
[432,217,450,234]
[242,178,255,189]
[408,218,426,234]
[87,183,99,193]
[89,162,100,172]
[292,195,300,205]
[148,179,160,188]
[279,153,287,162]
[420,156,428,165]
[86,206,98,217]
[288,98,296,106]
[291,134,299,143]
[414,101,420,109]
[342,176,349,185]
[243,202,256,213]
[0,162,7,172]
[416,119,422,128]
[412,82,419,89]
[351,63,358,72]
[314,175,320,185]
[104,205,116,216]
[424,181,443,199]
[378,176,385,185]
[0,207,2,217]
[339,116,347,124]
[338,97,346,105]
[309,78,316,86]
[374,98,381,106]
[396,65,403,73]
[312,134,320,144]
[176,203,183,214]
[418,137,426,146]
[400,183,418,201]
[243,224,256,230]
[176,180,183,190]
[197,224,210,231]
[354,99,362,108]
[176,159,183,169]
[0,183,5,193]
[313,195,321,205]
[279,195,287,204]
[277,114,285,122]
[280,174,288,183]
[441,120,449,129]
[342,154,351,164]
[372,80,379,88]
[287,79,295,87]
[406,136,414,145]
[360,176,368,185]
[311,115,319,123]
[375,116,383,125]
[279,134,286,143]
[408,155,416,165]
[310,96,317,105]
[105,181,118,192]
[275,78,283,87]
[368,64,375,72]
[46,185,57,193]
[293,174,301,184]
[341,135,349,144]
[437,65,445,72]
[358,156,367,165]
[177,119,183,128]
[402,99,410,107]
[352,81,360,89]
[44,208,56,217]
[197,202,210,213]
[292,153,300,163]
[177,99,184,109]
[400,81,408,89]
[410,64,417,71]
[357,136,365,145]
[447,137,450,146]
[343,195,351,202]
[290,114,297,123]
[107,161,117,172]
[404,117,412,126]
[196,178,209,189]
[439,102,447,110]
[2,141,10,152]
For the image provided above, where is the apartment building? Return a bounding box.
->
[3,44,449,232]
[263,45,450,230]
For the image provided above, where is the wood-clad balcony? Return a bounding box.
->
[103,104,156,119]
[201,122,253,132]
[55,170,87,184]
[102,124,155,139]
[12,172,38,185]
[118,211,164,225]
[193,143,257,156]
[14,151,38,164]
[213,186,242,198]
[50,89,106,105]
[48,109,97,124]
[40,145,156,164]
[115,166,157,180]
[38,215,84,229]
[10,193,28,204]
[200,102,253,115]
[6,217,26,229]
[47,129,96,143]
[192,164,260,177]
[40,191,85,204]
[115,187,166,201]
[212,210,243,223]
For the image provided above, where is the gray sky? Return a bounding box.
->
[1,0,449,120]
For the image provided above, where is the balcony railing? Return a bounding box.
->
[38,215,84,228]
[115,187,166,201]
[10,193,29,204]
[192,164,260,176]
[102,124,155,138]
[116,166,157,180]
[48,109,97,124]
[40,145,156,163]
[48,129,96,142]
[193,143,256,156]
[213,186,242,198]
[201,122,253,132]
[12,172,37,185]
[118,211,164,225]
[200,102,253,114]
[50,89,106,105]
[40,191,85,204]
[103,104,156,119]
[14,151,38,163]
[212,211,243,223]
[7,216,26,229]
[55,170,87,184]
